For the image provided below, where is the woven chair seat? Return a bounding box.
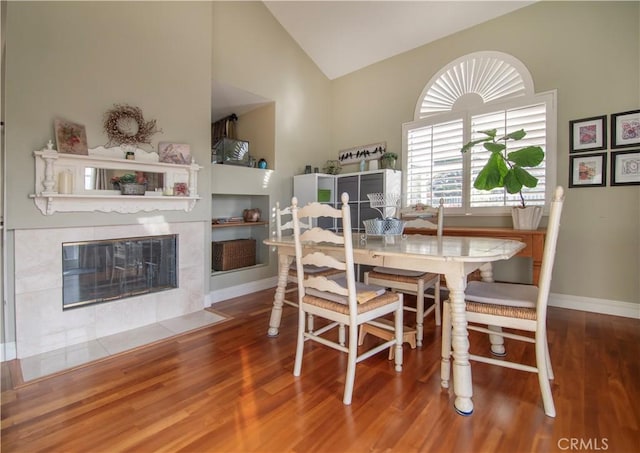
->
[303,291,400,315]
[367,270,438,284]
[465,300,537,321]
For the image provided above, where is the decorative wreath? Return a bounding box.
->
[103,104,161,147]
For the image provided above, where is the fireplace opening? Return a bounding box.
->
[62,235,178,309]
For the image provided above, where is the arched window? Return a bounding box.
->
[402,51,556,214]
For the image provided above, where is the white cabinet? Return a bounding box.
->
[293,169,402,232]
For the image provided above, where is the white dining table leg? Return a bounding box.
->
[267,252,293,337]
[445,270,474,416]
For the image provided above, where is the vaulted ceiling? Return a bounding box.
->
[213,1,535,121]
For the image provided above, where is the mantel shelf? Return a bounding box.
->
[31,145,203,215]
[29,193,201,215]
[211,221,268,229]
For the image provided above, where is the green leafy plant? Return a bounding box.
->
[110,173,147,187]
[381,152,398,160]
[116,174,137,184]
[461,129,544,208]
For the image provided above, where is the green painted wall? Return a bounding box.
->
[330,1,640,304]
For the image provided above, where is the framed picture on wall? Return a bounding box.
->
[54,118,89,155]
[158,142,191,164]
[338,142,386,165]
[610,149,640,186]
[569,153,607,188]
[611,109,640,149]
[569,115,607,153]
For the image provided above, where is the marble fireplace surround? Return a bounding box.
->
[14,221,206,359]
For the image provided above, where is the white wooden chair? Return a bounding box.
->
[276,201,345,293]
[441,186,565,417]
[292,193,404,405]
[275,202,344,334]
[364,199,444,346]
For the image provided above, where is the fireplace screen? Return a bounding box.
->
[62,235,177,309]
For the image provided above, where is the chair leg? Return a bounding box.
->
[307,314,314,333]
[339,324,346,346]
[343,322,359,405]
[535,332,556,417]
[357,325,366,346]
[293,308,306,377]
[394,300,403,372]
[440,301,452,388]
[416,279,425,347]
[544,332,554,380]
[434,280,441,326]
[488,325,506,356]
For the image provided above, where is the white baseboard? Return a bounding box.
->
[2,342,17,362]
[209,285,640,319]
[549,292,640,319]
[209,277,279,305]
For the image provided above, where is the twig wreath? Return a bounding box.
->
[103,104,161,147]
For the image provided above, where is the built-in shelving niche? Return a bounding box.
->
[210,193,270,275]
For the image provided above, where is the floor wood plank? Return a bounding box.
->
[2,288,638,452]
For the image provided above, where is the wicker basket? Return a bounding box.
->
[362,218,406,236]
[212,239,256,271]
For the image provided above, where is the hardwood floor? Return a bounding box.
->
[2,289,639,452]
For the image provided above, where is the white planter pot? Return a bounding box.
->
[511,206,543,230]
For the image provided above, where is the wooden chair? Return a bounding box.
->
[441,186,565,417]
[364,199,444,346]
[291,193,404,405]
[275,202,344,335]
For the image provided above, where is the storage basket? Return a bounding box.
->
[212,239,256,271]
[317,189,331,202]
[362,218,406,236]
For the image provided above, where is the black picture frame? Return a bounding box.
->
[611,110,640,149]
[610,149,640,186]
[569,152,607,188]
[569,115,607,153]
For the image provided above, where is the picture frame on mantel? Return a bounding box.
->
[569,115,607,153]
[611,109,640,149]
[569,152,607,188]
[54,118,88,155]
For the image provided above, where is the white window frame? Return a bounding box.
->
[402,51,557,216]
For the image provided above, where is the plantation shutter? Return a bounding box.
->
[405,118,464,207]
[470,103,547,207]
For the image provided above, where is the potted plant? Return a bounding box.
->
[323,159,342,175]
[461,129,545,230]
[380,152,398,170]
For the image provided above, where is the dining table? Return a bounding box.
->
[263,233,526,415]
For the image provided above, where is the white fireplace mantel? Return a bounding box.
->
[30,144,202,215]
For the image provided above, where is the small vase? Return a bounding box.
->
[512,206,543,230]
